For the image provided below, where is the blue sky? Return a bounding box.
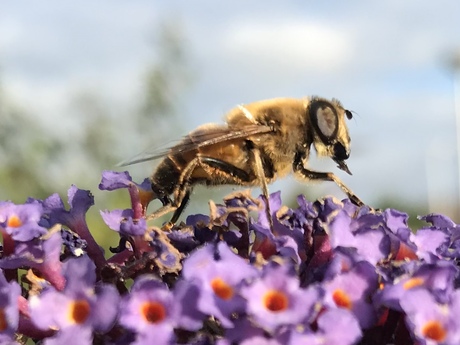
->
[1,1,460,218]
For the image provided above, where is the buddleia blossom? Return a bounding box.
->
[400,288,460,344]
[99,170,153,221]
[241,262,320,333]
[4,170,460,344]
[119,276,177,345]
[181,241,258,328]
[99,170,152,238]
[322,261,378,328]
[39,185,106,271]
[0,270,21,344]
[29,255,119,345]
[288,308,362,345]
[0,202,65,290]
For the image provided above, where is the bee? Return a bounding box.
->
[121,96,364,225]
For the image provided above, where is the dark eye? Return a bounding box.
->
[345,110,353,120]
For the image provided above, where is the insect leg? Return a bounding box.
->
[146,157,201,222]
[248,146,274,231]
[294,160,364,206]
[147,156,254,223]
[145,199,182,221]
[169,190,191,224]
[198,157,251,181]
[200,154,274,231]
[146,187,192,223]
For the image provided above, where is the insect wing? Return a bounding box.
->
[118,123,273,166]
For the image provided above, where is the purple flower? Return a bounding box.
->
[221,190,260,233]
[41,186,106,269]
[172,279,206,331]
[182,241,258,327]
[167,225,200,253]
[186,211,242,248]
[220,317,265,344]
[99,170,153,220]
[400,288,460,344]
[146,227,182,273]
[241,262,320,333]
[281,194,317,230]
[0,230,65,291]
[8,177,460,344]
[382,209,420,261]
[99,170,135,190]
[186,214,219,244]
[251,221,303,262]
[219,319,291,345]
[0,202,62,283]
[0,270,21,343]
[384,209,411,235]
[411,227,450,262]
[251,192,305,262]
[251,191,282,230]
[328,209,391,265]
[288,308,362,345]
[0,202,48,242]
[100,209,147,237]
[314,197,349,222]
[42,186,94,229]
[322,261,378,328]
[417,213,460,260]
[419,213,459,230]
[119,275,177,345]
[29,255,119,343]
[239,333,290,345]
[375,261,457,311]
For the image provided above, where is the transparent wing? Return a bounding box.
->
[118,123,273,166]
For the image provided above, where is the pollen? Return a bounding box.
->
[421,320,447,342]
[140,301,167,324]
[332,288,353,309]
[210,277,234,300]
[68,299,91,324]
[403,277,425,290]
[7,214,22,228]
[263,290,289,312]
[0,308,7,331]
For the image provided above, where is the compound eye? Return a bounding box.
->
[309,100,339,144]
[316,106,337,138]
[345,109,353,120]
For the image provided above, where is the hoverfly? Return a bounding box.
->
[121,96,363,226]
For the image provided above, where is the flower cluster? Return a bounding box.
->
[1,170,460,344]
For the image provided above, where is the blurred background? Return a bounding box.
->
[1,1,460,247]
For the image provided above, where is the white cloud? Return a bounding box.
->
[1,0,460,210]
[222,20,353,74]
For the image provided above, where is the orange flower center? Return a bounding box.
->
[140,301,166,324]
[210,278,234,300]
[332,289,352,309]
[263,290,289,312]
[403,277,424,290]
[68,299,91,324]
[421,320,447,342]
[7,215,22,228]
